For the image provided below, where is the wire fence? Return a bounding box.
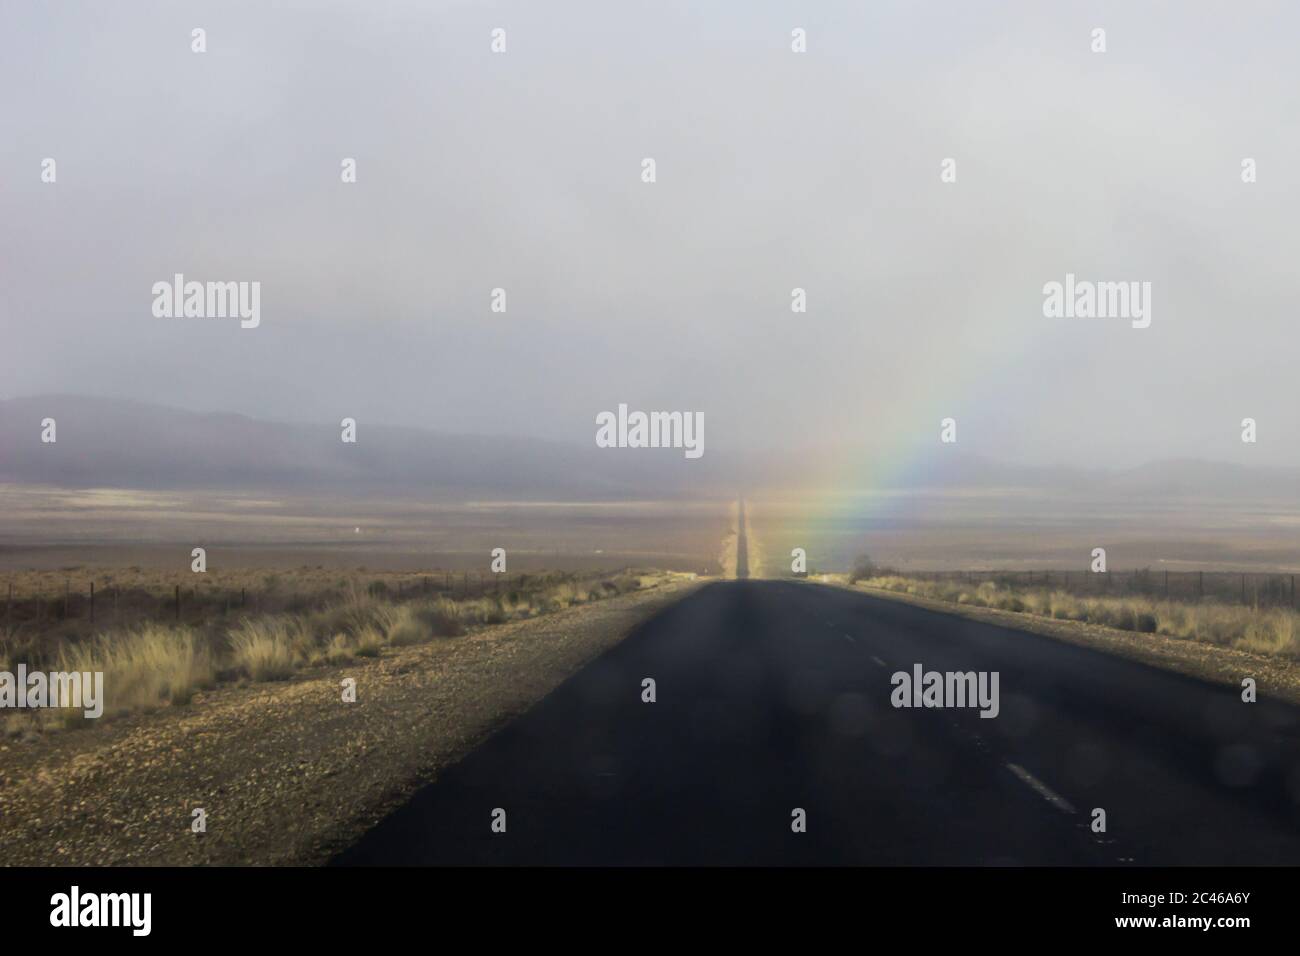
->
[893,569,1299,609]
[2,571,523,638]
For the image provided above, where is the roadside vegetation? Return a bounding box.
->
[855,574,1300,658]
[2,569,673,734]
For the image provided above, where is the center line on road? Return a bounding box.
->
[1006,763,1076,815]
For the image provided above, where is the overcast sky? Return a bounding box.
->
[2,0,1298,473]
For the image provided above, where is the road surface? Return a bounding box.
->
[334,580,1300,865]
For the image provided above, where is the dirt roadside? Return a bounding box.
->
[832,579,1300,705]
[0,580,699,866]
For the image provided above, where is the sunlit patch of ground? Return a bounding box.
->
[751,491,1300,574]
[718,500,738,579]
[742,500,766,579]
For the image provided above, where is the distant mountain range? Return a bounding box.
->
[0,395,741,499]
[1,396,1296,502]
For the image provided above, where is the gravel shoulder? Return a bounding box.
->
[0,581,699,866]
[835,580,1300,705]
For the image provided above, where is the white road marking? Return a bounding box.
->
[870,655,886,667]
[843,634,855,643]
[1006,763,1076,814]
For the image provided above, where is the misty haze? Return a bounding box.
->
[2,0,1298,919]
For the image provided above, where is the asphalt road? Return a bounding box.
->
[334,578,1300,865]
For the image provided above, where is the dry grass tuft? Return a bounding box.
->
[56,624,216,715]
[227,617,299,681]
